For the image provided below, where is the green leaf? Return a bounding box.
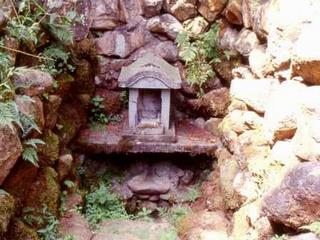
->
[22,147,39,166]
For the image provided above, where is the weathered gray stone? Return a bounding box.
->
[234,29,260,56]
[95,17,152,58]
[147,14,183,40]
[263,162,320,228]
[90,0,120,30]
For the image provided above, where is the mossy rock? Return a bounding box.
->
[38,130,60,167]
[7,218,40,240]
[72,59,95,95]
[23,167,60,229]
[0,190,15,234]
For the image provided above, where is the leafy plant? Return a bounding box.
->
[159,228,179,240]
[89,96,122,125]
[41,45,74,76]
[183,186,201,203]
[84,184,130,227]
[167,206,192,227]
[176,24,221,96]
[22,138,45,166]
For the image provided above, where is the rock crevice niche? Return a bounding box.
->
[119,53,182,142]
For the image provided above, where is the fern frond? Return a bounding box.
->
[0,101,21,131]
[22,147,39,167]
[24,138,45,148]
[20,113,41,137]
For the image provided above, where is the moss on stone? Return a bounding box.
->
[38,130,60,167]
[0,190,15,234]
[23,167,60,229]
[7,219,40,240]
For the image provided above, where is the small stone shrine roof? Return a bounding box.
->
[118,53,182,89]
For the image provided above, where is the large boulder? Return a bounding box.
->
[12,69,53,96]
[0,190,15,234]
[163,0,197,21]
[198,0,227,22]
[0,127,22,185]
[146,14,183,40]
[90,0,121,30]
[230,78,280,114]
[262,162,320,228]
[95,17,152,58]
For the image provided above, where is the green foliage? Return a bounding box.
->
[41,45,74,76]
[84,184,130,227]
[22,138,45,166]
[89,96,122,125]
[167,206,192,227]
[183,186,201,203]
[37,206,75,240]
[300,221,320,236]
[271,235,288,240]
[6,0,75,46]
[0,100,40,135]
[176,24,221,95]
[159,228,179,240]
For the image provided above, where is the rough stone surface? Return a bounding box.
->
[187,87,230,118]
[292,20,320,85]
[289,233,320,240]
[234,29,259,56]
[264,80,306,141]
[198,0,227,22]
[223,0,242,25]
[179,210,229,240]
[0,127,22,185]
[0,190,15,234]
[119,0,143,22]
[263,162,320,228]
[95,88,123,114]
[147,14,183,40]
[43,95,62,130]
[23,167,60,228]
[59,212,92,240]
[141,0,163,17]
[292,87,320,161]
[230,78,280,114]
[183,16,209,37]
[90,0,120,30]
[12,69,53,96]
[95,18,152,58]
[15,95,45,133]
[7,219,40,240]
[249,45,273,78]
[92,220,177,240]
[163,0,197,21]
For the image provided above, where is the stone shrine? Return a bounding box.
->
[119,53,182,142]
